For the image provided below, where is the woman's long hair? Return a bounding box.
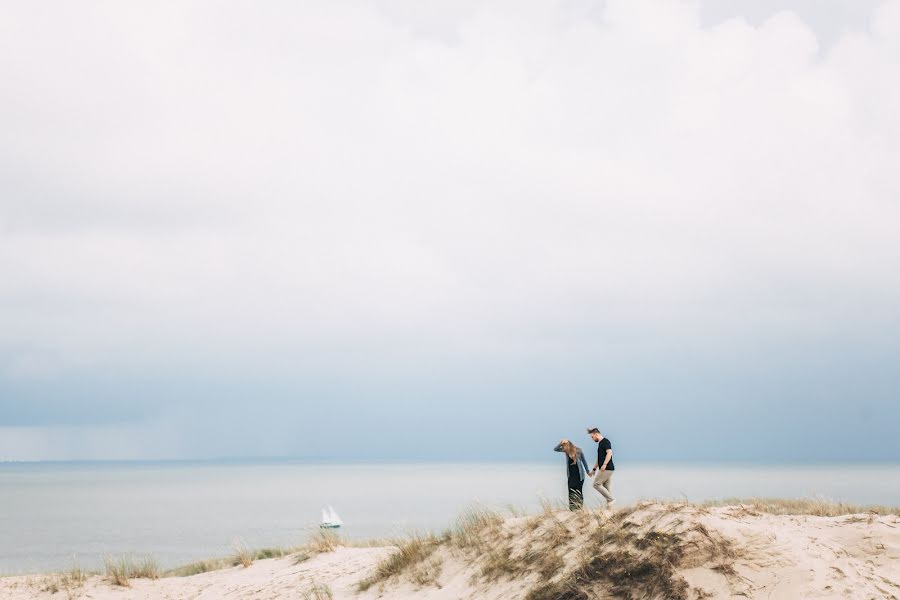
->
[561,440,580,465]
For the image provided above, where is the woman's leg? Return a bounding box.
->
[568,479,584,510]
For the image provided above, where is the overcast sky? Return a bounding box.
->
[1,0,899,462]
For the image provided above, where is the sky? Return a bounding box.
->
[1,0,899,463]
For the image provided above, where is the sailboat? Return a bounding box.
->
[320,505,343,529]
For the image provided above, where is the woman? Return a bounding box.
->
[554,438,590,510]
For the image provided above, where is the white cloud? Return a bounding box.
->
[2,0,899,380]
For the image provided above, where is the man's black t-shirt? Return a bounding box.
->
[598,437,615,471]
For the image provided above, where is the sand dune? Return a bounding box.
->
[3,502,898,600]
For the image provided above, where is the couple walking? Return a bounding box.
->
[554,427,615,511]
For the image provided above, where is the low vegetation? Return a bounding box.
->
[357,501,746,599]
[356,498,899,599]
[104,555,160,587]
[175,535,350,576]
[702,497,900,517]
[41,497,893,598]
[527,509,738,600]
[305,529,343,554]
[356,505,511,592]
[168,558,230,577]
[167,528,383,578]
[40,562,90,598]
[232,539,254,568]
[446,505,506,550]
[357,533,441,591]
[300,581,334,600]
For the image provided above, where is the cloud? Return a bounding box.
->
[1,0,899,459]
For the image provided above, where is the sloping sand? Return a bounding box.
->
[3,503,898,600]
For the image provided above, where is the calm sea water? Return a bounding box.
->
[2,461,899,574]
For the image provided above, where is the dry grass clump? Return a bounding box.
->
[41,562,89,597]
[171,548,303,577]
[300,582,334,600]
[125,555,161,579]
[168,558,231,577]
[104,555,160,587]
[408,555,444,587]
[251,547,294,560]
[535,551,565,580]
[357,533,441,591]
[545,517,575,547]
[307,530,344,554]
[228,541,300,568]
[448,505,536,584]
[703,497,900,517]
[448,506,505,550]
[539,497,568,513]
[477,544,517,581]
[292,529,381,563]
[169,529,356,577]
[232,539,254,568]
[525,507,738,600]
[104,557,130,586]
[456,504,587,585]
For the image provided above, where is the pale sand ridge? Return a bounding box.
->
[2,502,898,600]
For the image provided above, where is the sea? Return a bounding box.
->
[2,460,899,574]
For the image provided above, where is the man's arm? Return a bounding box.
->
[600,449,613,471]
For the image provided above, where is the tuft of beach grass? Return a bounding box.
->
[701,497,900,517]
[357,533,441,591]
[300,581,334,600]
[104,555,160,587]
[40,560,90,598]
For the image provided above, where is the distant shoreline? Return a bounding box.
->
[4,458,900,467]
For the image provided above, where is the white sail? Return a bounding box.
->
[327,506,342,525]
[321,505,342,527]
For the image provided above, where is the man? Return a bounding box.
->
[587,427,615,508]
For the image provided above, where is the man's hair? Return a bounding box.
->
[587,427,600,434]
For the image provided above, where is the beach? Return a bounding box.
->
[2,501,898,600]
[4,461,900,575]
[4,0,900,597]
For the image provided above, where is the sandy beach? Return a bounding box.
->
[3,501,898,600]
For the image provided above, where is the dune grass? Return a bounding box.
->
[167,528,383,577]
[168,558,230,577]
[80,497,896,595]
[306,529,344,554]
[446,505,505,550]
[300,581,334,600]
[167,545,303,577]
[357,533,441,591]
[232,539,254,568]
[40,561,90,598]
[357,506,509,591]
[702,497,900,516]
[355,500,755,599]
[525,505,739,600]
[104,555,160,587]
